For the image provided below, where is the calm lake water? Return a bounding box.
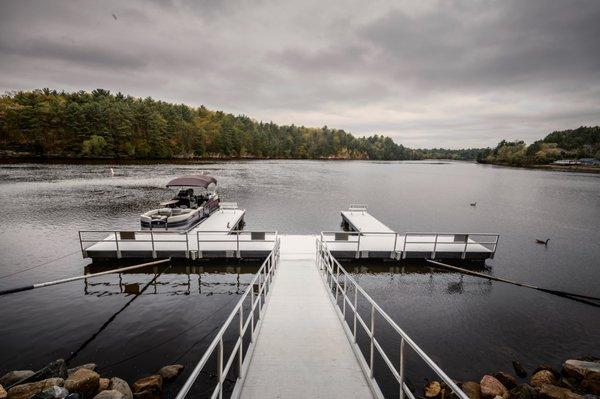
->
[0,160,598,397]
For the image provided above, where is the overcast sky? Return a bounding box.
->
[1,0,599,148]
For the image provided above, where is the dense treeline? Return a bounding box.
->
[478,126,600,166]
[415,148,484,161]
[0,89,423,160]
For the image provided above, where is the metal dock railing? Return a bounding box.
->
[176,238,281,399]
[316,238,469,399]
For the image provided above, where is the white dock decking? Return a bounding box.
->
[238,235,374,399]
[81,207,276,259]
[330,206,499,260]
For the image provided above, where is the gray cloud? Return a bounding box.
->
[0,0,599,148]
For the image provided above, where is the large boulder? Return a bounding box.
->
[6,378,64,399]
[92,390,123,399]
[531,371,558,388]
[581,373,600,395]
[67,365,97,378]
[157,365,184,381]
[494,373,518,390]
[131,376,161,396]
[0,371,35,388]
[534,365,560,379]
[131,391,158,399]
[510,384,538,399]
[563,361,600,382]
[539,384,584,399]
[0,384,6,399]
[461,381,481,399]
[481,375,508,399]
[108,378,131,399]
[64,369,99,397]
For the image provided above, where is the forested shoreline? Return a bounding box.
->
[1,89,598,164]
[0,89,482,161]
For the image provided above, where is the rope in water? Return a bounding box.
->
[425,259,600,307]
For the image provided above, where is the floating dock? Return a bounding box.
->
[79,204,498,262]
[79,203,276,260]
[327,204,499,260]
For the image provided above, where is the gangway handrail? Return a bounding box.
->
[176,238,280,399]
[316,238,468,399]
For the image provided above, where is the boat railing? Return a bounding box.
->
[320,231,500,259]
[78,230,190,259]
[175,239,280,399]
[196,230,278,258]
[316,238,469,399]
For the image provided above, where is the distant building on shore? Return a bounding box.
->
[579,158,600,165]
[553,158,600,166]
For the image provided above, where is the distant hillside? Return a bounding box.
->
[478,126,600,166]
[0,89,422,160]
[0,89,487,161]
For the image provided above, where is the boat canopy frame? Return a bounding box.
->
[166,175,217,188]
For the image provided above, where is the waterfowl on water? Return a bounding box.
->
[536,238,550,245]
[470,202,477,207]
[110,168,115,176]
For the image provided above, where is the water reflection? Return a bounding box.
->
[83,262,261,297]
[346,260,493,297]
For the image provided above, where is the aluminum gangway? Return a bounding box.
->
[175,235,470,399]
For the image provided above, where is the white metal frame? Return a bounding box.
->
[316,238,469,399]
[175,238,280,399]
[196,230,278,259]
[320,231,500,259]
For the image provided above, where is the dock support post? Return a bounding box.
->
[462,234,469,260]
[150,231,156,259]
[115,232,121,259]
[356,234,361,259]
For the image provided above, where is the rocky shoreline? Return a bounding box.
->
[424,358,599,399]
[0,360,184,399]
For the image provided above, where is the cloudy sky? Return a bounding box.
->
[1,0,599,148]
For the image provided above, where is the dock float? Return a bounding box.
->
[79,203,276,260]
[326,205,499,260]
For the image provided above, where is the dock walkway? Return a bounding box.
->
[237,235,374,399]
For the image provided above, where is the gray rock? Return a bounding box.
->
[92,390,124,399]
[0,371,35,388]
[108,378,132,399]
[538,383,584,399]
[42,386,69,398]
[131,376,161,395]
[157,364,184,381]
[66,365,97,377]
[563,360,600,382]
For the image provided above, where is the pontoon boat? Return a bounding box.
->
[140,175,220,229]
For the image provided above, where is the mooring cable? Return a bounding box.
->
[0,249,81,280]
[425,259,600,308]
[66,263,172,365]
[0,258,171,296]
